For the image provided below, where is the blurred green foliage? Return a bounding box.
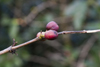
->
[0,0,100,67]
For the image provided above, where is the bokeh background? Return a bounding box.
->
[0,0,100,67]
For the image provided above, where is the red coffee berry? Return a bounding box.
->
[46,21,59,31]
[45,30,58,40]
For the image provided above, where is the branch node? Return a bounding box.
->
[9,39,18,55]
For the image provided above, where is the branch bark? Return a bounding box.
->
[0,29,100,55]
[0,37,40,55]
[58,29,100,34]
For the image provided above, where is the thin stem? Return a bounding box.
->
[58,29,100,34]
[1,29,100,55]
[0,37,40,55]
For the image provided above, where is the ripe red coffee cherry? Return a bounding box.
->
[45,30,58,40]
[46,21,59,31]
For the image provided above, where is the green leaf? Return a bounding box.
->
[44,13,54,23]
[14,57,23,66]
[1,15,11,26]
[64,1,87,30]
[85,22,100,29]
[73,1,87,30]
[9,19,19,38]
[64,1,81,16]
